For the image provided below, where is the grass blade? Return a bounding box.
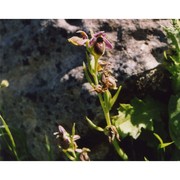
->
[0,114,19,160]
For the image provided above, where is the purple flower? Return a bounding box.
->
[68,30,113,56]
[88,31,113,56]
[54,125,81,150]
[76,148,90,161]
[53,125,71,149]
[89,31,113,49]
[68,31,88,46]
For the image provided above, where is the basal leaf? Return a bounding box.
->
[112,107,135,138]
[112,97,162,139]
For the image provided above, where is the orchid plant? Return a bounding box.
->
[67,30,128,160]
[54,124,90,161]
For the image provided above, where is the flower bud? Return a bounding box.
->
[0,80,9,88]
[104,125,120,143]
[101,73,117,90]
[76,148,90,161]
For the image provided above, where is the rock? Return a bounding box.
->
[0,19,171,160]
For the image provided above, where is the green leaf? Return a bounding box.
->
[153,133,163,144]
[163,20,180,93]
[112,97,162,139]
[172,72,180,93]
[45,135,53,160]
[153,133,174,151]
[86,52,94,75]
[83,62,93,85]
[160,142,174,149]
[110,85,122,110]
[168,94,180,149]
[164,20,180,54]
[104,90,112,111]
[72,123,76,136]
[164,51,168,60]
[90,56,95,73]
[85,116,104,132]
[112,109,138,139]
[45,135,51,152]
[0,114,19,160]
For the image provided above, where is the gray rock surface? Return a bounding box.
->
[0,19,171,160]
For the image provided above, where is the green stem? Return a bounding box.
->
[94,56,98,75]
[63,150,76,161]
[88,55,128,160]
[99,92,128,160]
[93,61,99,85]
[112,139,128,160]
[104,110,111,126]
[98,94,111,126]
[93,56,111,126]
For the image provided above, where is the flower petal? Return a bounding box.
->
[103,37,113,49]
[76,30,88,39]
[68,36,87,46]
[73,135,81,141]
[93,31,105,37]
[75,148,83,153]
[89,37,97,47]
[58,125,67,135]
